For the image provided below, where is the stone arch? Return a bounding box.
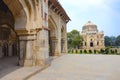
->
[90,42,93,47]
[48,16,58,37]
[48,16,58,56]
[3,0,27,29]
[0,24,18,60]
[0,0,29,66]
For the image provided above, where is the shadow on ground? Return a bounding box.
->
[0,56,21,78]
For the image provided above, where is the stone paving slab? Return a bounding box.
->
[0,67,43,80]
[28,54,120,80]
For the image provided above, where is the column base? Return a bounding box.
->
[35,59,45,66]
[35,58,51,66]
[54,52,59,56]
[19,59,33,66]
[19,59,24,66]
[24,59,33,66]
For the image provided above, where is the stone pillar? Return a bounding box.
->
[54,39,59,56]
[24,40,33,66]
[0,46,3,58]
[64,26,68,53]
[63,40,67,54]
[19,35,36,66]
[19,40,26,66]
[8,43,13,56]
[61,39,66,53]
[35,30,49,66]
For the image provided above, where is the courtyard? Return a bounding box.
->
[0,54,120,80]
[27,54,120,80]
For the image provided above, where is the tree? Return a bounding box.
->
[110,36,116,46]
[67,30,83,49]
[104,36,112,47]
[115,35,120,46]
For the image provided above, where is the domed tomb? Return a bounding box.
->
[82,21,98,33]
[81,21,105,50]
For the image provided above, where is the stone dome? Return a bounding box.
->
[82,21,98,32]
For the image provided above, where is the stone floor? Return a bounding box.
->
[28,54,120,80]
[0,56,20,78]
[0,56,55,80]
[0,57,44,80]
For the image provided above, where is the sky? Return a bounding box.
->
[58,0,120,37]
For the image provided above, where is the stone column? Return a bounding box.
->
[19,40,26,66]
[63,41,66,53]
[8,43,13,56]
[24,40,33,66]
[19,35,35,66]
[35,30,49,66]
[53,39,59,56]
[0,46,3,58]
[61,39,66,53]
[64,26,68,53]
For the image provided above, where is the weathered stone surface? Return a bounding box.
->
[0,0,69,66]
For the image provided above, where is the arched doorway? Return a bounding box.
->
[90,42,93,47]
[48,17,58,56]
[0,0,19,66]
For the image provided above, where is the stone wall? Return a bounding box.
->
[0,0,69,66]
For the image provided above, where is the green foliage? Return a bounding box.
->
[100,49,105,54]
[67,30,83,49]
[105,47,110,54]
[104,35,120,47]
[84,50,87,53]
[75,49,78,53]
[115,49,117,53]
[71,49,74,53]
[80,50,82,54]
[115,35,120,46]
[68,50,70,53]
[94,50,96,54]
[104,36,112,47]
[89,50,92,54]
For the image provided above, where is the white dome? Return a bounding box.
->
[82,21,98,32]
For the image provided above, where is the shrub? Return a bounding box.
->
[105,48,110,54]
[89,50,92,54]
[115,49,118,54]
[100,49,105,54]
[71,49,74,53]
[96,50,99,54]
[75,49,78,53]
[94,50,96,54]
[68,50,70,53]
[110,50,113,54]
[84,50,87,53]
[80,50,82,54]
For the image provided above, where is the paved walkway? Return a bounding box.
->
[28,54,120,80]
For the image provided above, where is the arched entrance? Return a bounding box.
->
[0,0,19,66]
[0,25,18,57]
[48,17,58,56]
[90,42,93,47]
